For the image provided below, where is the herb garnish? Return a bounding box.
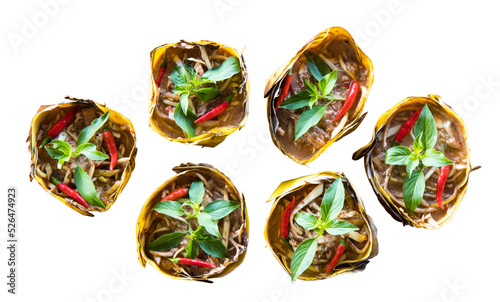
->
[171,56,241,138]
[45,111,111,208]
[148,180,240,260]
[290,178,358,281]
[384,105,454,213]
[278,51,345,140]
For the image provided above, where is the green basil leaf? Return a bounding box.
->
[171,65,190,86]
[47,140,73,155]
[73,166,105,208]
[325,220,359,235]
[197,212,221,238]
[202,56,241,82]
[414,104,438,150]
[406,159,420,177]
[57,156,72,169]
[45,145,66,159]
[320,177,345,222]
[422,149,454,167]
[303,78,318,96]
[76,143,109,161]
[173,103,196,138]
[403,170,425,213]
[172,86,188,95]
[152,200,186,218]
[194,87,221,102]
[385,146,412,166]
[305,51,330,82]
[413,132,424,154]
[184,62,196,81]
[290,237,317,282]
[198,234,229,258]
[294,212,318,230]
[147,232,186,251]
[185,239,199,259]
[308,97,318,109]
[189,181,204,205]
[318,69,337,96]
[77,111,109,146]
[295,105,327,140]
[279,91,311,110]
[202,200,240,220]
[180,93,189,115]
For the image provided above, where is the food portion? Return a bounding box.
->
[353,95,474,229]
[265,172,378,281]
[265,27,373,164]
[149,40,249,147]
[137,164,248,281]
[28,97,137,216]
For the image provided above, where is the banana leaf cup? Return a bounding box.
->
[28,97,137,217]
[265,172,378,281]
[264,27,374,164]
[149,40,249,147]
[353,95,477,229]
[136,163,248,282]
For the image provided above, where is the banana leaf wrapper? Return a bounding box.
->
[28,97,137,217]
[136,163,249,282]
[149,40,249,147]
[353,95,475,229]
[264,27,374,164]
[264,172,378,280]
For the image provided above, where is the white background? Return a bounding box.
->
[1,0,499,301]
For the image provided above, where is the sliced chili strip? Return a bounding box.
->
[170,258,216,268]
[436,165,449,210]
[274,70,292,110]
[332,80,359,122]
[155,51,167,87]
[194,94,234,124]
[40,105,79,147]
[161,188,188,202]
[102,130,118,171]
[51,176,89,208]
[393,107,423,146]
[326,237,346,273]
[280,196,296,239]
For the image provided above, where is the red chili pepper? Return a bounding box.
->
[161,188,188,202]
[102,130,118,171]
[51,176,89,208]
[274,70,292,110]
[170,258,216,268]
[332,80,359,122]
[155,51,167,87]
[393,107,423,146]
[194,94,234,124]
[39,105,79,148]
[326,238,346,273]
[436,165,450,210]
[280,196,296,239]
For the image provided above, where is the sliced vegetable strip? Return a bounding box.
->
[280,196,296,238]
[393,107,423,145]
[326,238,346,273]
[274,70,292,110]
[161,188,188,202]
[332,80,359,122]
[102,130,118,170]
[436,165,450,210]
[51,176,89,208]
[40,105,79,147]
[170,258,216,268]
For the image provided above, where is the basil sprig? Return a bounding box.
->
[148,179,240,260]
[279,51,345,141]
[290,178,358,282]
[45,111,109,168]
[384,105,454,213]
[171,57,241,138]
